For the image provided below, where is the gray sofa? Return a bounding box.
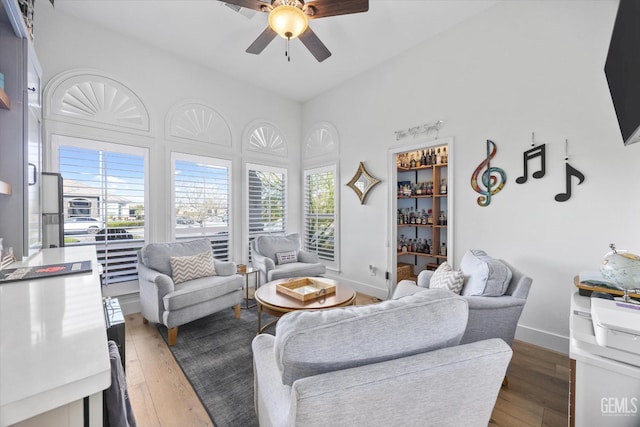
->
[252,288,512,427]
[251,233,325,285]
[394,251,532,347]
[137,238,244,345]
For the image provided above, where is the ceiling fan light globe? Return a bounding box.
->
[268,5,308,40]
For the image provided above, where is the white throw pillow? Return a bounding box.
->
[429,262,464,294]
[170,250,216,284]
[459,250,512,296]
[276,250,298,265]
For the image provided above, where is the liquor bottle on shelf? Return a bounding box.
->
[410,154,416,168]
[440,178,447,195]
[440,242,447,256]
[438,211,447,226]
[441,147,448,164]
[436,147,441,164]
[421,150,427,166]
[427,209,433,225]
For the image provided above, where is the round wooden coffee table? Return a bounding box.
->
[254,277,356,333]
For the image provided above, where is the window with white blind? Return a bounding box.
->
[303,165,338,270]
[53,136,147,286]
[173,153,231,260]
[247,164,287,259]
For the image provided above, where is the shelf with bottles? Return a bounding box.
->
[398,251,447,260]
[397,234,448,257]
[397,208,448,227]
[397,173,448,199]
[397,146,448,171]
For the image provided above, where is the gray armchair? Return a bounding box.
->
[394,253,532,348]
[252,288,512,426]
[251,233,325,285]
[137,238,244,345]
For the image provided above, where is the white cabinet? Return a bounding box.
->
[0,247,110,427]
[0,0,42,260]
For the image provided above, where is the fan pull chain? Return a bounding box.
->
[286,36,291,62]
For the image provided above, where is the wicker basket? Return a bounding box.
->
[397,263,415,283]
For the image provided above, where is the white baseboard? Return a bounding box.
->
[515,324,569,355]
[323,272,390,300]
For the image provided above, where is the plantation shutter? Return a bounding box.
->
[173,154,231,260]
[56,140,147,286]
[303,165,337,268]
[247,164,287,260]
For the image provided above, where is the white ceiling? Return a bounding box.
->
[49,0,498,103]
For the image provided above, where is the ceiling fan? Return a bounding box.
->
[220,0,369,62]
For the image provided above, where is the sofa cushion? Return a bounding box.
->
[163,274,243,311]
[430,262,464,294]
[141,238,211,276]
[276,250,297,265]
[273,288,468,386]
[268,262,326,281]
[460,250,512,297]
[170,250,216,284]
[255,234,300,262]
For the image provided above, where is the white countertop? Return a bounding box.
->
[0,247,111,426]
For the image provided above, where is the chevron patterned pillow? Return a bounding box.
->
[170,250,216,284]
[429,262,464,294]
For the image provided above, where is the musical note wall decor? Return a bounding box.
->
[555,139,585,202]
[471,139,507,207]
[516,133,546,184]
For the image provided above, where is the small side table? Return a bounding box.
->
[240,267,260,309]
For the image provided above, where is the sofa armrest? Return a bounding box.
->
[464,295,527,310]
[213,259,236,276]
[417,269,434,288]
[392,280,420,299]
[297,250,319,264]
[252,334,292,427]
[137,262,175,297]
[252,251,275,274]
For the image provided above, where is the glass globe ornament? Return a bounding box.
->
[600,243,640,302]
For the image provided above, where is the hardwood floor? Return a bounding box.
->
[125,293,569,426]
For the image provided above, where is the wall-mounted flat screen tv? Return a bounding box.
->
[605,0,640,146]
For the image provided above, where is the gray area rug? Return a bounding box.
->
[158,304,275,427]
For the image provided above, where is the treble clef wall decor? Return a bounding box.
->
[471,139,507,207]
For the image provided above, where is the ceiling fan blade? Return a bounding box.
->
[298,27,331,62]
[305,0,369,19]
[246,26,278,55]
[219,0,270,13]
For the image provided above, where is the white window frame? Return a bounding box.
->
[303,164,339,271]
[51,134,149,293]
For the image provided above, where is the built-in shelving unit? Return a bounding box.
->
[396,144,450,282]
[0,87,10,110]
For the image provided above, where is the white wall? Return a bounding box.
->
[33,5,303,266]
[303,0,637,353]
